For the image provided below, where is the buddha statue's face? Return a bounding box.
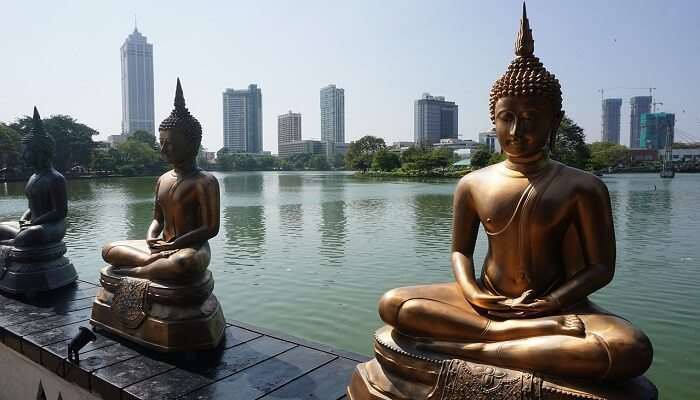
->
[494,96,563,160]
[159,129,193,165]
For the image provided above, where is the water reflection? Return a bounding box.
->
[278,174,303,192]
[412,194,452,256]
[66,179,96,202]
[320,201,346,264]
[279,203,303,238]
[223,205,266,267]
[222,174,263,194]
[623,179,672,248]
[319,176,346,264]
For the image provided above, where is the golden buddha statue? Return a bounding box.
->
[90,79,225,352]
[0,107,77,294]
[349,4,656,399]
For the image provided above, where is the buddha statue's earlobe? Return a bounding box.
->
[548,111,564,153]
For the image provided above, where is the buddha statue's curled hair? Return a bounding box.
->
[489,3,562,123]
[22,107,55,159]
[159,78,203,155]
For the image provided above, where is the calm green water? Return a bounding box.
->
[0,171,697,398]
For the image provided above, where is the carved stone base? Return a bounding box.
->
[0,242,78,295]
[347,326,658,400]
[90,267,225,352]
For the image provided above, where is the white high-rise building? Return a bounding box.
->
[278,111,301,152]
[320,84,345,149]
[121,27,155,135]
[222,84,263,153]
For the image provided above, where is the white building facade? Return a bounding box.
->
[121,28,155,135]
[320,84,345,152]
[478,130,501,153]
[278,111,302,152]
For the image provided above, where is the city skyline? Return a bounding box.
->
[1,1,699,155]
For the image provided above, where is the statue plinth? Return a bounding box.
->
[90,244,225,352]
[0,240,77,295]
[348,326,657,400]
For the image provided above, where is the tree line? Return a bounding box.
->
[345,116,698,175]
[2,113,695,178]
[0,114,166,177]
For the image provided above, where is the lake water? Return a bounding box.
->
[1,171,698,397]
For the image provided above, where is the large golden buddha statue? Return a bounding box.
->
[349,4,655,399]
[90,79,225,352]
[0,107,77,294]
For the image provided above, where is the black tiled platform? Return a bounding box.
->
[0,280,369,399]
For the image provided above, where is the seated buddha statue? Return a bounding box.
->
[349,4,655,399]
[0,107,77,294]
[90,79,225,351]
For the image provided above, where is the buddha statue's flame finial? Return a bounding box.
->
[174,77,186,109]
[22,106,55,157]
[515,2,534,57]
[32,107,43,131]
[28,106,48,139]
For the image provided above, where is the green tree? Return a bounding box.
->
[117,138,162,176]
[587,142,630,171]
[551,116,590,170]
[92,148,120,174]
[130,130,158,148]
[345,135,386,171]
[308,155,331,170]
[331,153,345,169]
[287,153,312,170]
[400,146,423,164]
[371,148,401,171]
[0,123,22,171]
[11,114,98,173]
[470,145,492,169]
[488,152,506,165]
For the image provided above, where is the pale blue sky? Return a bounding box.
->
[1,0,699,153]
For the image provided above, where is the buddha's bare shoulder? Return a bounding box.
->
[195,170,219,186]
[554,161,610,198]
[455,163,503,194]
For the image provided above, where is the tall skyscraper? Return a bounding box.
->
[278,111,301,151]
[640,113,675,149]
[601,98,622,144]
[120,27,155,136]
[629,96,652,148]
[320,84,345,146]
[222,84,263,153]
[414,93,458,146]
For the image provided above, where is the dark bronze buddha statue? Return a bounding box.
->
[0,107,77,294]
[349,4,656,399]
[90,79,225,351]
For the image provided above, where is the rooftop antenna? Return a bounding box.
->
[134,14,138,32]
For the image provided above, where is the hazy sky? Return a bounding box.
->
[2,0,699,154]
